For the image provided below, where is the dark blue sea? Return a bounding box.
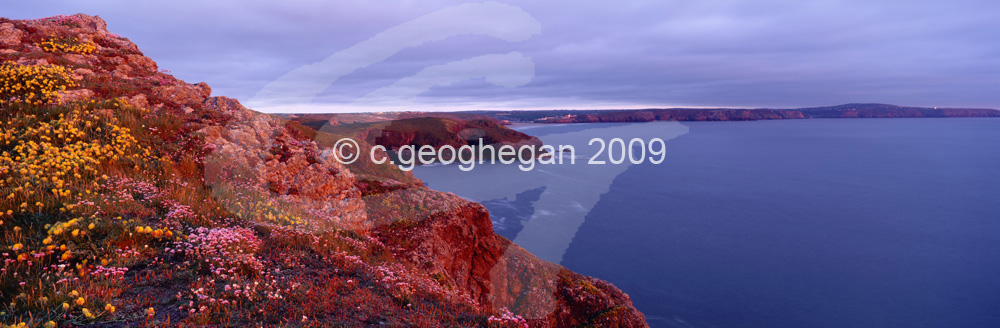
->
[414,118,1000,328]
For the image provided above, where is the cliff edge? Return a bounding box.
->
[0,14,646,327]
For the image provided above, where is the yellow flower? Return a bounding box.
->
[145,307,155,316]
[105,303,116,313]
[75,297,86,306]
[62,302,70,310]
[45,321,57,328]
[11,243,22,251]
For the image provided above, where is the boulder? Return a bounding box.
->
[0,23,22,46]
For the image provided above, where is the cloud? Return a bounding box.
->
[5,0,998,111]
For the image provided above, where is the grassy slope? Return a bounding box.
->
[0,14,508,327]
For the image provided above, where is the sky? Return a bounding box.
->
[6,0,999,113]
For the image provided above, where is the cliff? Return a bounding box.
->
[463,108,807,123]
[533,108,806,123]
[472,104,998,123]
[792,103,1000,118]
[0,14,646,327]
[275,112,544,166]
[311,117,543,161]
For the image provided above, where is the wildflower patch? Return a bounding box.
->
[0,63,76,105]
[38,34,97,54]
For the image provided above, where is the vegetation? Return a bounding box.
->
[37,35,97,55]
[0,13,650,328]
[0,63,76,106]
[0,14,535,327]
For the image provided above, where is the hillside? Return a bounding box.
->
[465,108,807,123]
[469,104,999,123]
[791,103,1000,118]
[0,14,647,327]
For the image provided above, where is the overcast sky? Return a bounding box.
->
[7,0,999,112]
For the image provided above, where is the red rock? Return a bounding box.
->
[1,13,650,327]
[56,89,94,103]
[151,82,212,108]
[0,23,22,46]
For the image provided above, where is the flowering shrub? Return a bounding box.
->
[37,34,97,54]
[208,177,310,228]
[0,96,161,326]
[1,104,145,217]
[0,14,548,327]
[89,265,129,279]
[38,34,97,54]
[174,272,298,323]
[165,201,196,221]
[177,227,263,276]
[0,63,76,105]
[77,176,161,215]
[487,307,529,328]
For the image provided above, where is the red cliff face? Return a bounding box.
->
[368,187,648,327]
[0,14,648,327]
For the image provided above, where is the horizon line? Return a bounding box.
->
[251,102,1000,114]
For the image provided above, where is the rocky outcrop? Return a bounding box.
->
[198,96,369,231]
[0,23,23,46]
[370,186,647,327]
[1,13,648,327]
[55,88,94,103]
[152,81,211,108]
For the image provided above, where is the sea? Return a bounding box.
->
[413,118,1000,328]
